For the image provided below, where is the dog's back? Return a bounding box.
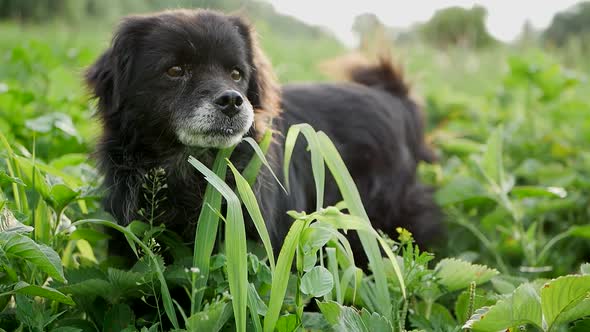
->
[272,60,441,250]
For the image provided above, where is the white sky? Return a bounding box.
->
[267,0,581,45]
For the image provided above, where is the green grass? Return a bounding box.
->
[1,19,590,332]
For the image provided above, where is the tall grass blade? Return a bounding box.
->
[263,218,306,332]
[188,156,248,332]
[242,136,286,193]
[316,130,400,315]
[191,148,233,313]
[242,130,273,186]
[227,161,276,272]
[283,124,325,211]
[0,132,28,212]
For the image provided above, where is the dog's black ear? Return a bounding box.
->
[85,16,153,114]
[230,16,281,138]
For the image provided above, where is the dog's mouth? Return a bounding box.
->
[175,106,254,148]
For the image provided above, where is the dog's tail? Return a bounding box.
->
[348,57,410,98]
[347,57,437,163]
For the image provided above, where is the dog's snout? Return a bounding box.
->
[214,90,244,118]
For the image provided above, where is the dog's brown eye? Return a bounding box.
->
[166,66,185,77]
[230,69,241,82]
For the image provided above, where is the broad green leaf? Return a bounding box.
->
[541,275,590,329]
[317,300,392,331]
[75,239,97,264]
[464,283,542,331]
[275,314,299,332]
[454,288,496,323]
[72,219,179,329]
[300,266,334,298]
[435,258,498,292]
[435,176,491,206]
[300,225,333,253]
[359,308,394,332]
[13,281,74,306]
[103,304,134,332]
[49,184,79,212]
[0,232,65,282]
[0,170,25,186]
[186,301,233,332]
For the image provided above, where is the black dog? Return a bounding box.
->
[86,9,441,264]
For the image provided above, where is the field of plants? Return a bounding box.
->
[1,12,590,332]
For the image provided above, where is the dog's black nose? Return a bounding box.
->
[214,90,244,118]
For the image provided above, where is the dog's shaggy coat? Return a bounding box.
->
[86,9,441,263]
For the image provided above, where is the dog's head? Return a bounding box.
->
[86,10,280,148]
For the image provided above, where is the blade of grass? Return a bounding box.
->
[188,156,248,332]
[0,132,28,212]
[247,283,264,332]
[316,130,401,316]
[283,124,325,213]
[191,148,233,313]
[263,218,306,332]
[227,160,276,272]
[242,136,286,194]
[326,247,339,302]
[70,219,179,329]
[242,129,273,186]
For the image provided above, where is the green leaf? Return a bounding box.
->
[511,186,567,199]
[264,219,306,332]
[191,148,232,313]
[186,300,233,332]
[463,283,542,331]
[0,170,25,186]
[13,281,74,306]
[72,219,179,329]
[1,207,33,233]
[300,266,334,298]
[454,288,496,323]
[435,176,492,206]
[541,275,590,329]
[49,184,79,212]
[317,300,392,332]
[317,131,398,312]
[570,225,590,239]
[0,232,65,282]
[275,314,299,332]
[479,126,509,193]
[435,258,498,292]
[283,124,325,210]
[188,156,248,332]
[103,304,134,332]
[228,161,275,272]
[247,283,266,332]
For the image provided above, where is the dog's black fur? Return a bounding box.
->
[86,9,441,265]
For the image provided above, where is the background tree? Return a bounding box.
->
[543,1,590,48]
[420,5,496,49]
